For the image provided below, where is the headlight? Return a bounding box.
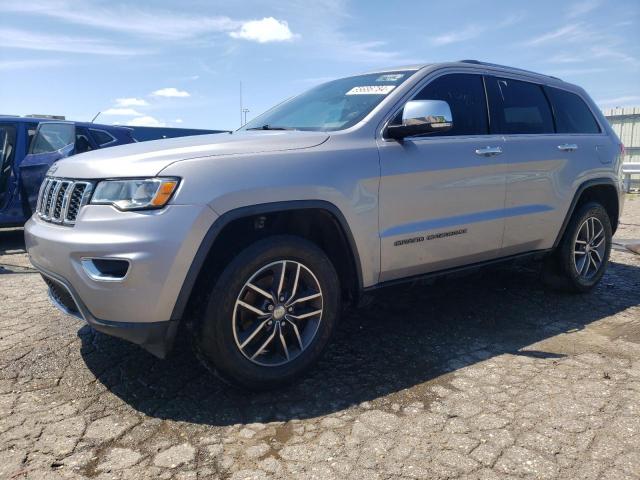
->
[91,178,179,211]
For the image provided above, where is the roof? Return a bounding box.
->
[362,60,564,83]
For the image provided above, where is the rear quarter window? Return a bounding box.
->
[546,87,601,134]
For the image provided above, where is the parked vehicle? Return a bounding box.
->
[1,119,224,227]
[0,118,134,227]
[25,61,625,389]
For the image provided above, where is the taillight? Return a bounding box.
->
[619,143,626,157]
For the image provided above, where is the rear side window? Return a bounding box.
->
[486,77,554,134]
[411,73,489,136]
[546,87,600,134]
[89,128,116,146]
[30,123,75,154]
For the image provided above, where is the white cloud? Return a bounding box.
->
[524,24,587,46]
[429,14,522,47]
[151,87,191,98]
[430,25,484,46]
[547,67,606,77]
[174,118,183,124]
[566,0,601,18]
[230,17,296,43]
[115,97,148,107]
[102,108,143,116]
[597,95,640,107]
[126,116,165,127]
[0,59,65,70]
[0,27,146,56]
[0,1,240,41]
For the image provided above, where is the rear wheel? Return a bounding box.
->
[194,235,340,390]
[544,202,612,292]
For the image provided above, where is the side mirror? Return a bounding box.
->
[386,100,453,140]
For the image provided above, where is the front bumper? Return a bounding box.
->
[25,203,218,357]
[40,265,177,357]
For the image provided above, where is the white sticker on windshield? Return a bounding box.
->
[346,85,396,95]
[376,74,404,82]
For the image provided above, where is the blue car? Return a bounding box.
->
[0,118,135,227]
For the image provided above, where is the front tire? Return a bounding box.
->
[544,202,612,293]
[195,235,340,390]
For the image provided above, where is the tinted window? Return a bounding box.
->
[486,77,554,134]
[546,87,600,134]
[30,123,75,154]
[90,128,115,146]
[409,74,488,136]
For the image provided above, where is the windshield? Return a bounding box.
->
[241,70,417,132]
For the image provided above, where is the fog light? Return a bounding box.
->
[81,258,130,281]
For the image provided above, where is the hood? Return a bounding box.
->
[52,130,330,179]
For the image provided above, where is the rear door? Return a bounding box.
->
[378,73,507,281]
[484,76,598,254]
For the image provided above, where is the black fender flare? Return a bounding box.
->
[552,177,619,249]
[170,200,363,321]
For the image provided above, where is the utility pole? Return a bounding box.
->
[239,80,243,128]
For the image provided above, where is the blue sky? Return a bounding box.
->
[1,0,639,130]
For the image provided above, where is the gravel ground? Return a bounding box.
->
[1,198,639,480]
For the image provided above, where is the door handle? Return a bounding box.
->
[475,146,503,157]
[558,143,578,152]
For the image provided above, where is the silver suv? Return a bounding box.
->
[25,61,625,389]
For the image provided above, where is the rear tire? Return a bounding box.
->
[194,235,340,390]
[543,202,612,293]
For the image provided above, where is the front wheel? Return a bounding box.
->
[194,235,340,390]
[544,202,612,293]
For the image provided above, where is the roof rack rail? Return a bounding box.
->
[458,60,561,80]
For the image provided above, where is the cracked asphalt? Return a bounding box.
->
[1,198,639,480]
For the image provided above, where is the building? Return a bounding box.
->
[603,106,640,164]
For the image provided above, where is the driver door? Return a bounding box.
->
[377,73,507,282]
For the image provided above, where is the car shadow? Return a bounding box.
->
[0,228,26,254]
[78,257,640,426]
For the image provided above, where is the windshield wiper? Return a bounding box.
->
[246,124,295,131]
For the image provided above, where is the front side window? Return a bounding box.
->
[30,123,75,155]
[486,77,554,134]
[240,71,416,132]
[403,73,489,136]
[546,87,600,134]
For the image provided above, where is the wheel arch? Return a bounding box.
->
[553,178,621,249]
[170,200,363,324]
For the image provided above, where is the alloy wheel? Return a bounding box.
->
[232,260,323,367]
[573,216,606,280]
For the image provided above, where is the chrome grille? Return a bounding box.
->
[36,177,93,225]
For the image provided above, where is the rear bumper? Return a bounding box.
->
[38,263,178,358]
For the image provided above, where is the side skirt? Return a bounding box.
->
[364,249,553,292]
